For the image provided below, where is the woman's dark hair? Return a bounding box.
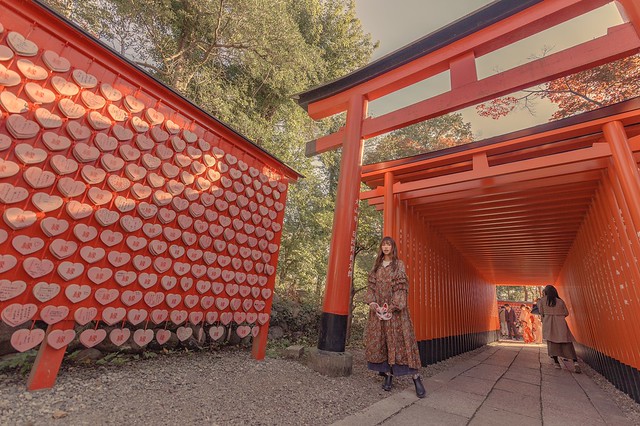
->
[543,285,560,307]
[372,236,398,273]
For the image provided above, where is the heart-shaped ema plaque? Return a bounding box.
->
[100,83,123,102]
[51,76,80,96]
[33,282,61,303]
[1,303,37,326]
[0,91,29,114]
[17,59,48,80]
[47,329,76,350]
[7,31,39,56]
[58,98,86,119]
[71,69,98,88]
[0,280,27,301]
[42,50,71,72]
[0,63,20,86]
[11,329,45,352]
[24,82,55,104]
[6,115,40,139]
[109,328,131,346]
[79,329,107,348]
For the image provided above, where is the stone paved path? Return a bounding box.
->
[333,341,635,425]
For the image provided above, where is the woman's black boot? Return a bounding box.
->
[413,375,426,398]
[382,373,393,391]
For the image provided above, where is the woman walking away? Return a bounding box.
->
[365,236,425,398]
[537,285,581,373]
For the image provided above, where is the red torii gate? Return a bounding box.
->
[295,0,640,399]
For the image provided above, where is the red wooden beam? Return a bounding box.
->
[306,0,610,121]
[394,143,611,196]
[366,170,602,208]
[361,105,640,183]
[305,127,345,156]
[399,162,607,202]
[362,24,640,139]
[412,183,596,212]
[403,172,602,205]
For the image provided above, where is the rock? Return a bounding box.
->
[228,329,242,346]
[52,409,67,419]
[193,326,207,344]
[0,323,29,356]
[74,348,103,364]
[268,326,284,340]
[284,345,305,359]
[182,326,205,350]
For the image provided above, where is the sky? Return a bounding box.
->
[354,0,624,140]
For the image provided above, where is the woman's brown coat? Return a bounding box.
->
[364,260,422,370]
[537,296,574,343]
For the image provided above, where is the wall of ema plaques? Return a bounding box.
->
[0,2,294,352]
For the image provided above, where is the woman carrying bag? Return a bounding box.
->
[536,285,581,373]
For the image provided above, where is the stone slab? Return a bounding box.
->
[307,347,352,377]
[332,390,416,426]
[484,388,541,419]
[382,403,469,426]
[447,375,496,396]
[494,377,540,397]
[418,387,485,418]
[470,405,542,426]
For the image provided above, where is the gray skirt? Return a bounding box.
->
[547,341,577,359]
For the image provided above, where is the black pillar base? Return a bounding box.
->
[418,330,499,365]
[317,312,348,352]
[576,343,640,403]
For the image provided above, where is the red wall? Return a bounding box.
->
[0,0,297,356]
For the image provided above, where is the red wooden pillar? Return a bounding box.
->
[603,121,640,230]
[383,172,394,237]
[618,0,640,37]
[27,321,74,391]
[318,95,367,352]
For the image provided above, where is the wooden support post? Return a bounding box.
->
[27,321,74,391]
[602,121,640,230]
[383,171,394,237]
[450,51,478,89]
[317,95,367,353]
[617,0,640,37]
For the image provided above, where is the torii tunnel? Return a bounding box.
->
[295,0,640,403]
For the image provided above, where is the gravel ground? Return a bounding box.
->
[1,343,639,425]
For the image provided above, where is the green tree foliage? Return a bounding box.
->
[496,286,544,302]
[363,113,474,164]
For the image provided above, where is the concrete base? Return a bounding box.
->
[307,347,353,377]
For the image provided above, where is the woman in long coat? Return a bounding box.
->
[365,236,425,398]
[537,285,581,373]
